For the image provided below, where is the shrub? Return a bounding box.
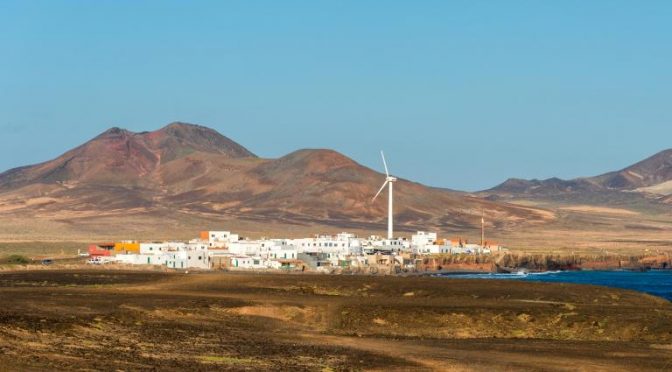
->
[5,254,30,265]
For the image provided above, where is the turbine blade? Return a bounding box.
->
[372,181,388,202]
[380,151,389,176]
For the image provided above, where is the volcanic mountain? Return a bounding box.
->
[591,149,672,192]
[0,123,255,190]
[0,122,550,240]
[485,148,672,201]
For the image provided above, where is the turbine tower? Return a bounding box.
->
[372,151,397,240]
[481,209,485,248]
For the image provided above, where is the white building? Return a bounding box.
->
[201,231,240,247]
[166,251,188,269]
[228,240,263,256]
[230,256,267,269]
[186,248,210,269]
[267,244,299,260]
[411,231,437,248]
[115,253,170,266]
[290,232,362,255]
[411,232,446,255]
[416,244,452,255]
[140,242,186,255]
[365,237,410,254]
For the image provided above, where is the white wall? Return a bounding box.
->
[116,254,170,265]
[205,231,240,247]
[186,249,210,269]
[231,256,267,269]
[228,241,262,256]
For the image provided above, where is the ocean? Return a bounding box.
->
[438,270,672,301]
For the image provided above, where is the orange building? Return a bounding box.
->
[114,242,140,254]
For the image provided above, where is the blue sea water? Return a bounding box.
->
[438,270,672,301]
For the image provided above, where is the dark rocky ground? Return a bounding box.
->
[0,270,671,371]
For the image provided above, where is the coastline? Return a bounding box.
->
[414,252,672,273]
[434,268,672,302]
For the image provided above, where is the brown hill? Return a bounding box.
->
[0,123,551,240]
[0,122,255,190]
[591,149,672,190]
[486,149,672,201]
[488,177,601,196]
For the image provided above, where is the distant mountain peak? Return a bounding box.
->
[104,126,126,133]
[284,148,359,166]
[165,121,195,128]
[160,121,212,133]
[0,122,256,189]
[95,126,131,138]
[592,148,672,190]
[149,122,256,159]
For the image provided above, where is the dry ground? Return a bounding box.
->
[0,270,671,371]
[3,192,672,257]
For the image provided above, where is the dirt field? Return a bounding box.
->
[3,204,672,258]
[0,270,671,371]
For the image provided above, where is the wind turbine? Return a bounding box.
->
[372,151,397,240]
[481,209,485,248]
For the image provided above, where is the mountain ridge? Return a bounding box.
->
[0,122,551,238]
[486,148,672,198]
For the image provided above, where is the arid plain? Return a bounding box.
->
[0,270,671,371]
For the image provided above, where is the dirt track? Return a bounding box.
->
[0,270,671,371]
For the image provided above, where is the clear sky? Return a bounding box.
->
[1,1,671,191]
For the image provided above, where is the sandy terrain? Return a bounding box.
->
[0,270,670,371]
[558,205,641,216]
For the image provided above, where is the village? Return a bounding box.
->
[87,230,505,272]
[84,152,507,272]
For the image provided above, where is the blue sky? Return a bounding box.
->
[1,1,671,191]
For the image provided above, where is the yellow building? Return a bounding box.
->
[114,242,140,254]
